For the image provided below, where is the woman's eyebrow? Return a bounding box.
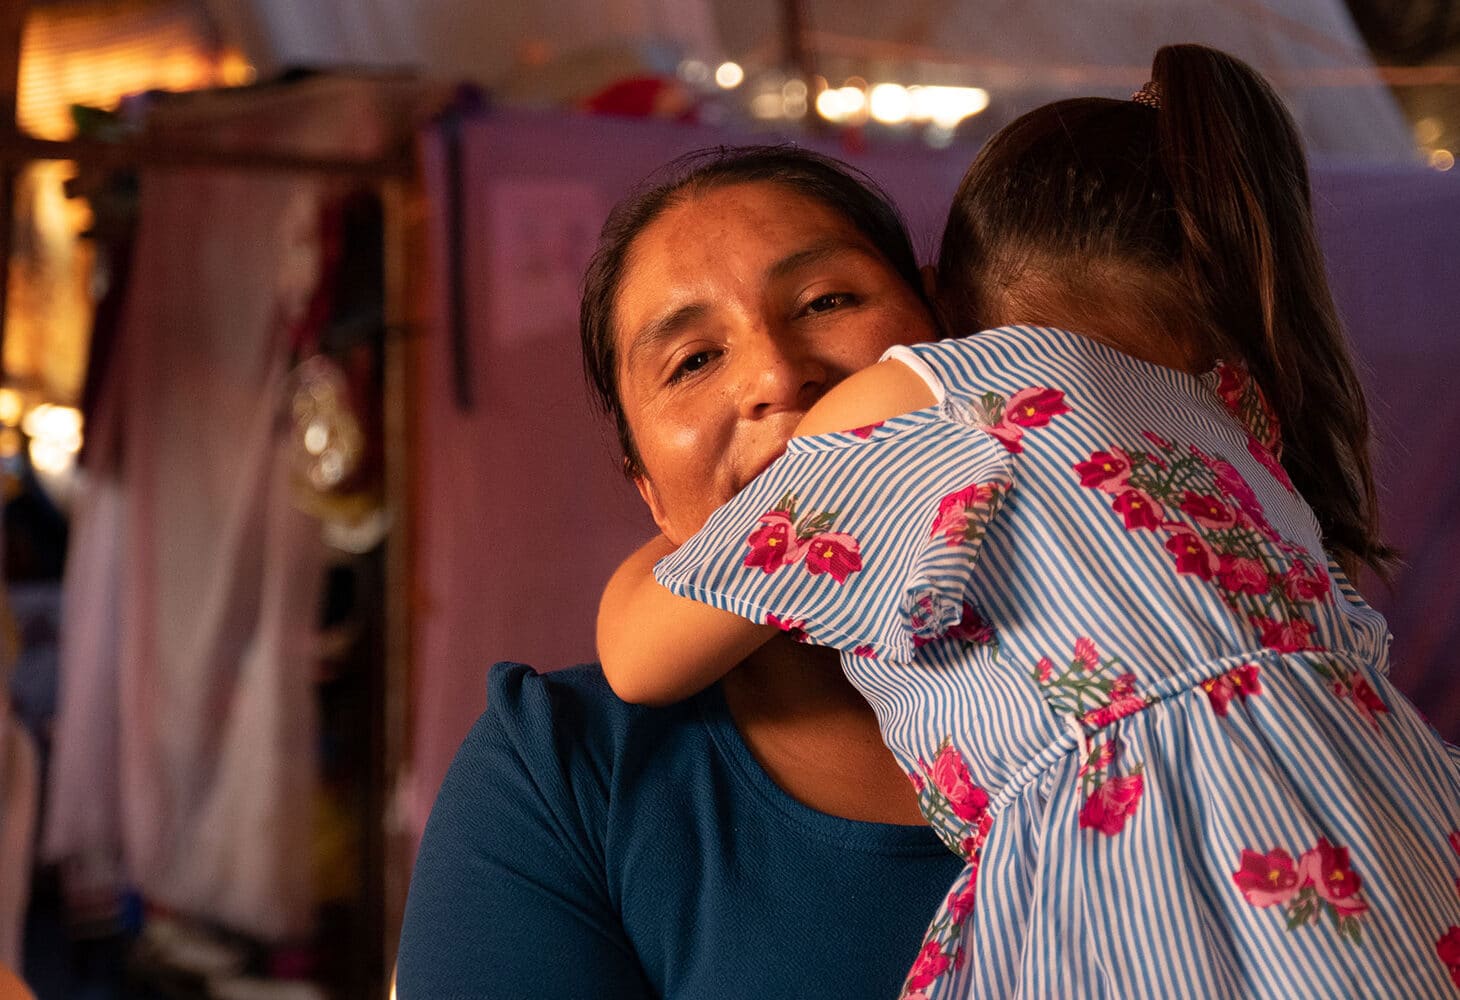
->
[766,238,875,282]
[625,302,708,373]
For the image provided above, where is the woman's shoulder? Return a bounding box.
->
[470,660,701,793]
[404,662,964,998]
[483,659,651,743]
[400,661,673,997]
[423,662,704,856]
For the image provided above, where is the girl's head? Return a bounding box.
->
[581,146,937,542]
[938,43,1390,576]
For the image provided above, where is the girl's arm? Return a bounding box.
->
[598,358,938,705]
[598,535,776,705]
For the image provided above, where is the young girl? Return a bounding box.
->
[598,45,1460,999]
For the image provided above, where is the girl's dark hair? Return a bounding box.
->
[580,145,928,478]
[938,43,1391,578]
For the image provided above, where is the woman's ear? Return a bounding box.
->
[632,473,676,541]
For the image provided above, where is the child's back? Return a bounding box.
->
[650,43,1460,999]
[661,320,1446,997]
[613,43,1460,999]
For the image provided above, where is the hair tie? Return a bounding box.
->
[1131,81,1161,109]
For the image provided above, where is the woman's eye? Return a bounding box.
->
[669,350,715,383]
[803,292,854,315]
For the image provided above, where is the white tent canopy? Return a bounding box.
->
[206,0,1415,158]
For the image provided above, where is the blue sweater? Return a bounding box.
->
[396,663,964,999]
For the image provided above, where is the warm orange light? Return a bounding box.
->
[9,2,256,406]
[17,1,247,140]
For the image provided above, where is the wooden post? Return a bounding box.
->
[0,0,26,379]
[379,160,422,990]
[780,0,824,131]
[780,0,812,82]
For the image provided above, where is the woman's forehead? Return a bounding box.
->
[641,181,867,259]
[614,182,879,322]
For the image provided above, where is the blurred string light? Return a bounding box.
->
[815,85,866,121]
[677,59,711,86]
[750,91,783,120]
[0,390,27,462]
[0,389,23,428]
[21,403,84,477]
[1412,116,1453,171]
[818,80,989,130]
[781,78,808,118]
[715,61,745,89]
[725,66,988,141]
[0,429,22,461]
[868,83,913,124]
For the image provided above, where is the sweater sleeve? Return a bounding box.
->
[395,663,653,1000]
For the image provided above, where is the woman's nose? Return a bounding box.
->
[737,335,829,419]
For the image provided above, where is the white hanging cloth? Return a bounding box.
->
[35,78,418,940]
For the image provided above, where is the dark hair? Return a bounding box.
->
[938,43,1392,578]
[580,145,928,478]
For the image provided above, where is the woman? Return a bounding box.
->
[395,147,960,997]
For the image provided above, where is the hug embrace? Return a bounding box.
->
[402,43,1460,1000]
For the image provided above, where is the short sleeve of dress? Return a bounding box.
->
[654,409,1014,663]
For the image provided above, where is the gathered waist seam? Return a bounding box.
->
[986,646,1367,814]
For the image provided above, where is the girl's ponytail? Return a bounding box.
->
[1151,44,1393,578]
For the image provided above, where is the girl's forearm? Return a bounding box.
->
[597,536,776,705]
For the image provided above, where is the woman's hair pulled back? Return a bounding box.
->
[939,43,1390,577]
[580,145,927,479]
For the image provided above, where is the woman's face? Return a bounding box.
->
[614,181,936,544]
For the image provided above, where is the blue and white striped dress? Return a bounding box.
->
[655,325,1460,999]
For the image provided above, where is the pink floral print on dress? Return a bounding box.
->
[900,742,994,998]
[741,492,862,583]
[1213,362,1283,457]
[1232,837,1369,943]
[1212,362,1297,493]
[928,480,1010,550]
[931,744,989,825]
[765,614,808,643]
[1202,663,1263,716]
[1324,670,1390,730]
[1073,732,1146,837]
[1027,636,1150,840]
[1032,636,1152,731]
[908,741,993,861]
[1074,447,1136,491]
[965,385,1071,453]
[1073,434,1333,660]
[1248,436,1295,492]
[1028,636,1150,836]
[912,600,997,651]
[1069,732,1146,837]
[1079,769,1144,836]
[803,532,862,583]
[1436,926,1460,990]
[743,510,802,572]
[1086,429,1378,724]
[905,942,950,994]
